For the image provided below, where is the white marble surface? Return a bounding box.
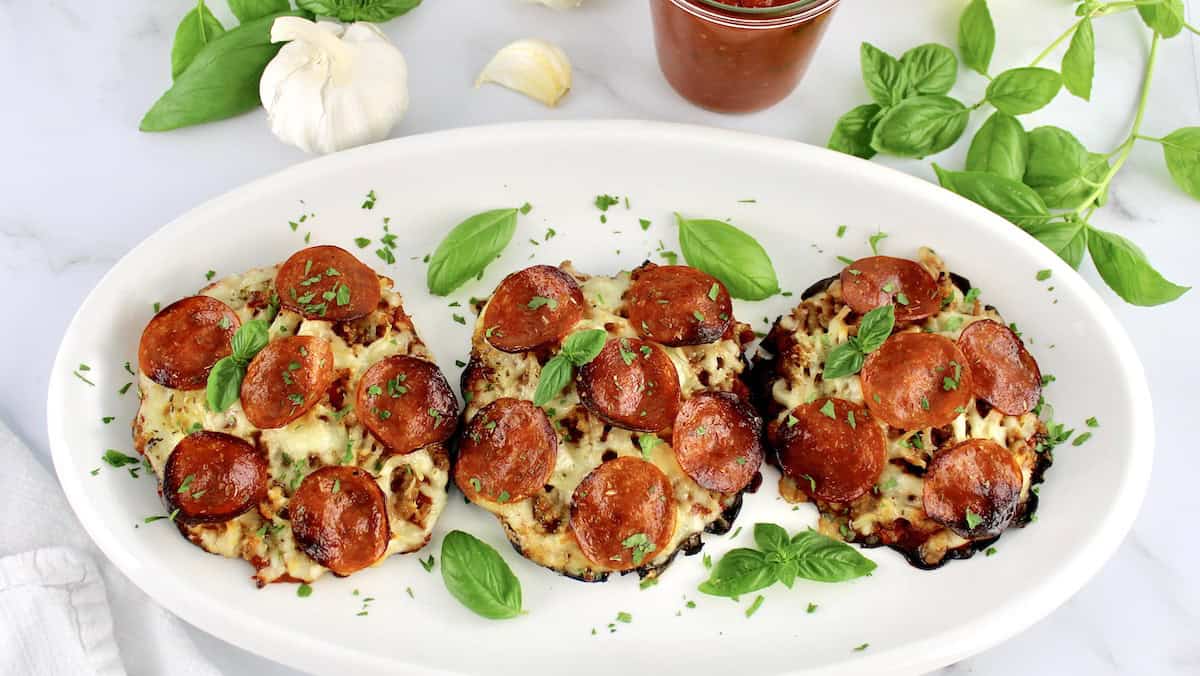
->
[4,0,1199,674]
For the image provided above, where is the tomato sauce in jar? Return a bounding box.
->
[650,0,840,113]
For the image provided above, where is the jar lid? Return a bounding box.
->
[691,0,827,16]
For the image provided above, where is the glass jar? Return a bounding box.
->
[650,0,841,114]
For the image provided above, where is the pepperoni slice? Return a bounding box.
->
[840,256,941,322]
[957,319,1042,415]
[240,336,335,429]
[577,337,681,432]
[356,355,457,454]
[569,457,676,571]
[481,265,585,352]
[163,431,268,523]
[775,398,886,503]
[289,466,389,576]
[861,333,974,429]
[276,245,381,322]
[456,398,557,503]
[923,439,1023,539]
[626,265,732,346]
[138,296,240,390]
[672,392,763,493]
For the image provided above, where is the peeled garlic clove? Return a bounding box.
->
[476,39,572,107]
[524,0,584,8]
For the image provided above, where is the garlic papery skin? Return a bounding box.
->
[476,39,572,108]
[259,17,408,154]
[524,0,584,8]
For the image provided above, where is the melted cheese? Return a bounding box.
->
[463,264,748,580]
[135,266,447,585]
[760,248,1046,567]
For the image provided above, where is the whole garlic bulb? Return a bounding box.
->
[259,17,408,154]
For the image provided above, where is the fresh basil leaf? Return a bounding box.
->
[1024,126,1090,188]
[440,530,523,620]
[676,214,780,301]
[773,560,799,589]
[828,104,883,160]
[427,208,519,296]
[230,319,271,361]
[860,43,908,107]
[297,0,422,22]
[986,67,1063,116]
[698,548,777,598]
[171,1,225,80]
[870,95,969,158]
[1033,152,1110,210]
[822,342,865,380]
[1022,220,1088,269]
[1061,18,1095,100]
[206,356,244,412]
[559,329,608,366]
[787,530,877,582]
[900,43,958,96]
[933,164,1050,227]
[958,0,996,76]
[532,354,574,407]
[753,523,790,554]
[141,12,301,132]
[1137,0,1185,38]
[228,0,291,23]
[966,112,1028,181]
[1088,227,1189,306]
[855,305,896,353]
[1160,127,1200,200]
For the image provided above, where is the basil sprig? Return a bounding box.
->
[171,1,225,80]
[206,319,270,412]
[297,0,422,22]
[532,329,606,406]
[827,0,1191,306]
[440,530,523,620]
[228,0,291,23]
[699,524,876,598]
[676,214,780,301]
[427,208,519,296]
[142,11,304,132]
[823,305,894,379]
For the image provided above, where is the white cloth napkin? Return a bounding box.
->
[0,418,222,676]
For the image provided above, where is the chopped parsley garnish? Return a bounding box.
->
[637,434,660,460]
[1036,269,1052,281]
[639,218,652,231]
[101,416,115,424]
[692,310,705,322]
[102,450,140,468]
[964,287,982,304]
[745,595,765,618]
[621,533,656,565]
[836,255,855,265]
[497,490,511,503]
[519,202,533,215]
[376,247,396,265]
[527,296,558,311]
[615,611,632,623]
[965,509,983,529]
[297,583,313,597]
[1072,432,1092,446]
[707,283,720,301]
[361,190,377,209]
[1086,416,1099,428]
[985,547,997,556]
[354,237,371,248]
[920,396,930,410]
[730,526,743,539]
[819,400,837,419]
[420,555,436,572]
[594,194,620,211]
[854,643,870,652]
[73,370,96,386]
[452,313,466,325]
[867,231,888,255]
[807,603,818,613]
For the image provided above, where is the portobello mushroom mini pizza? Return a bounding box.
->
[133,245,458,586]
[459,262,763,582]
[752,248,1052,569]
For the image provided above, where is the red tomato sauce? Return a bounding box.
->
[650,0,840,113]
